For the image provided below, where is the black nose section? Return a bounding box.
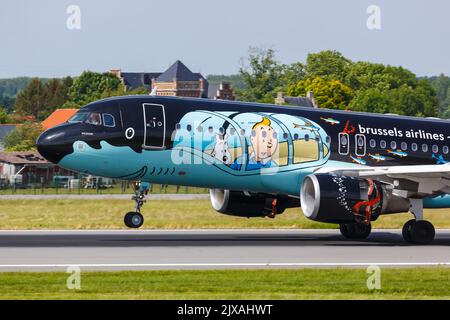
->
[36,128,73,164]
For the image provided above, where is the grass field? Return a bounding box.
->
[0,268,448,299]
[0,199,449,229]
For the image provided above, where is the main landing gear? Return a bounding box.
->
[402,199,435,245]
[124,181,150,229]
[339,222,372,240]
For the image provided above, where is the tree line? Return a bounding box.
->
[230,48,444,118]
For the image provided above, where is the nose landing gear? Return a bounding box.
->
[124,181,150,229]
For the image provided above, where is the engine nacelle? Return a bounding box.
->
[300,174,410,223]
[209,189,293,218]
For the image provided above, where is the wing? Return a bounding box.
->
[315,164,450,198]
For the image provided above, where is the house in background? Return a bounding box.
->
[111,60,209,98]
[0,124,18,150]
[41,109,78,130]
[207,82,235,101]
[0,151,76,187]
[275,91,318,108]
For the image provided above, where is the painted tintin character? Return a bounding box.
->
[231,117,279,170]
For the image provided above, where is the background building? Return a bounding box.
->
[275,91,318,108]
[112,60,209,98]
[207,82,235,100]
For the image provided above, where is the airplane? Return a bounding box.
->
[36,95,450,244]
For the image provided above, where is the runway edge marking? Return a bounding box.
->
[0,262,449,268]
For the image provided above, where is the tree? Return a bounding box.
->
[345,62,417,91]
[348,88,393,114]
[0,107,13,124]
[13,77,72,121]
[287,77,354,110]
[68,71,122,107]
[348,82,438,117]
[3,122,44,151]
[14,78,46,120]
[305,50,352,83]
[237,47,284,103]
[428,74,450,117]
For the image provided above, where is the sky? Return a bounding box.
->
[0,0,449,78]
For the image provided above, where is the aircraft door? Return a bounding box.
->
[143,103,166,149]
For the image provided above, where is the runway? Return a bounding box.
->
[0,229,449,271]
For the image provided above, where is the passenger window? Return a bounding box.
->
[355,134,366,156]
[411,143,418,151]
[422,144,428,152]
[432,145,439,153]
[85,113,102,125]
[102,114,115,127]
[390,141,397,149]
[401,142,408,151]
[369,139,376,148]
[186,124,192,132]
[175,123,181,130]
[338,133,349,155]
[380,140,386,149]
[443,146,449,154]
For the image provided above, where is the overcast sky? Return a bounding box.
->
[0,0,449,78]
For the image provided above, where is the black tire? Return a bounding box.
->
[410,220,435,245]
[340,222,371,239]
[124,211,144,228]
[339,224,351,238]
[351,222,372,239]
[402,219,416,243]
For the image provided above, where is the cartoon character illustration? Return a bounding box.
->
[387,150,408,157]
[432,154,448,164]
[368,153,386,162]
[211,134,232,164]
[350,156,367,165]
[320,117,340,125]
[231,117,279,170]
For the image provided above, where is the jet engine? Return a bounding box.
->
[300,173,410,223]
[209,189,297,218]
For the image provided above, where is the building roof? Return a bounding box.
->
[283,97,314,108]
[156,60,204,82]
[121,72,161,89]
[41,109,78,130]
[0,124,17,142]
[0,151,50,165]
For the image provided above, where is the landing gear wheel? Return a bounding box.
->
[124,211,144,228]
[402,219,416,243]
[339,222,372,239]
[410,220,435,244]
[402,220,435,244]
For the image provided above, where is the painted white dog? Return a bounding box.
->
[211,134,232,164]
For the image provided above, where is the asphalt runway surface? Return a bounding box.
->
[0,229,449,271]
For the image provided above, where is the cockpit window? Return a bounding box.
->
[85,113,102,126]
[68,112,89,123]
[102,114,115,127]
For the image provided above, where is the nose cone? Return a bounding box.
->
[36,128,73,164]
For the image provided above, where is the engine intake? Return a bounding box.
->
[300,174,410,223]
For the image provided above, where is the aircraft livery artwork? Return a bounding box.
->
[36,95,450,244]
